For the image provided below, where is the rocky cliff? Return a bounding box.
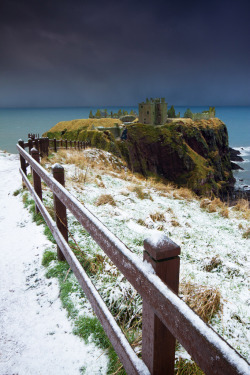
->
[44,118,235,196]
[119,119,235,195]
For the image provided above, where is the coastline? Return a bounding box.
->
[229,146,250,203]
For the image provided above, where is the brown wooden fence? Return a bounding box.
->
[21,135,90,157]
[16,139,250,375]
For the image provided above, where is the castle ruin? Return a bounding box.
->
[138,98,168,125]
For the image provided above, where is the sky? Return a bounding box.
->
[0,0,250,107]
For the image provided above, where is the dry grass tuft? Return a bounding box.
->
[120,189,130,196]
[242,228,250,239]
[231,199,250,220]
[129,185,153,200]
[233,199,249,212]
[137,218,146,226]
[200,197,228,214]
[171,219,181,227]
[156,224,164,231]
[95,194,116,207]
[208,198,224,213]
[200,198,211,209]
[175,358,204,375]
[204,256,222,272]
[146,178,175,194]
[173,187,195,200]
[95,179,106,188]
[150,212,166,222]
[180,282,222,323]
[220,207,229,218]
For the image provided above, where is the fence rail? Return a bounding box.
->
[16,138,250,375]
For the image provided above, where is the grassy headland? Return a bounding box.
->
[43,117,235,196]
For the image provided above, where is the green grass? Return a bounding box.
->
[42,250,57,267]
[44,225,56,243]
[74,316,126,374]
[13,188,22,196]
[42,248,124,374]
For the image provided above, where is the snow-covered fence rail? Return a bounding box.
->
[17,141,250,375]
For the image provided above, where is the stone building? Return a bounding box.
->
[192,107,216,120]
[138,98,168,125]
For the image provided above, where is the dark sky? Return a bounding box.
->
[1,0,250,107]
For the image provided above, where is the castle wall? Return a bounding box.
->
[139,102,155,124]
[139,99,167,125]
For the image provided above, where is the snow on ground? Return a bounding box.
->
[0,151,108,375]
[46,148,250,363]
[1,146,249,374]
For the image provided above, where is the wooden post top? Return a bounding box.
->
[31,147,39,154]
[144,233,180,261]
[52,163,64,173]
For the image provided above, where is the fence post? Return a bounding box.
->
[31,147,42,213]
[74,140,76,149]
[142,234,180,375]
[46,137,49,156]
[54,138,57,152]
[65,139,68,150]
[18,139,27,176]
[28,138,33,154]
[52,164,68,261]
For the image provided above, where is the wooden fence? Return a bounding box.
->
[16,138,250,375]
[21,135,90,157]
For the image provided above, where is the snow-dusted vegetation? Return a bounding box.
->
[21,148,250,373]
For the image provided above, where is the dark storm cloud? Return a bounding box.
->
[0,0,250,107]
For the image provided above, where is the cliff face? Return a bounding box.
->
[119,118,235,195]
[44,118,235,196]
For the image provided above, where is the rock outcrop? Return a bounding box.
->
[117,119,235,195]
[229,147,244,162]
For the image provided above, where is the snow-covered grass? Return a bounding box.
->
[21,148,250,373]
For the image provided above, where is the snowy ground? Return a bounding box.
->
[0,151,108,375]
[41,148,250,364]
[1,147,249,375]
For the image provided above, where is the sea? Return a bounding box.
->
[0,106,249,190]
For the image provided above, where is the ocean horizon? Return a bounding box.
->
[0,105,249,189]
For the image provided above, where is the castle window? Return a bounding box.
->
[147,111,149,114]
[141,105,143,109]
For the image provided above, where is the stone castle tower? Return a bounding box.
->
[138,98,168,125]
